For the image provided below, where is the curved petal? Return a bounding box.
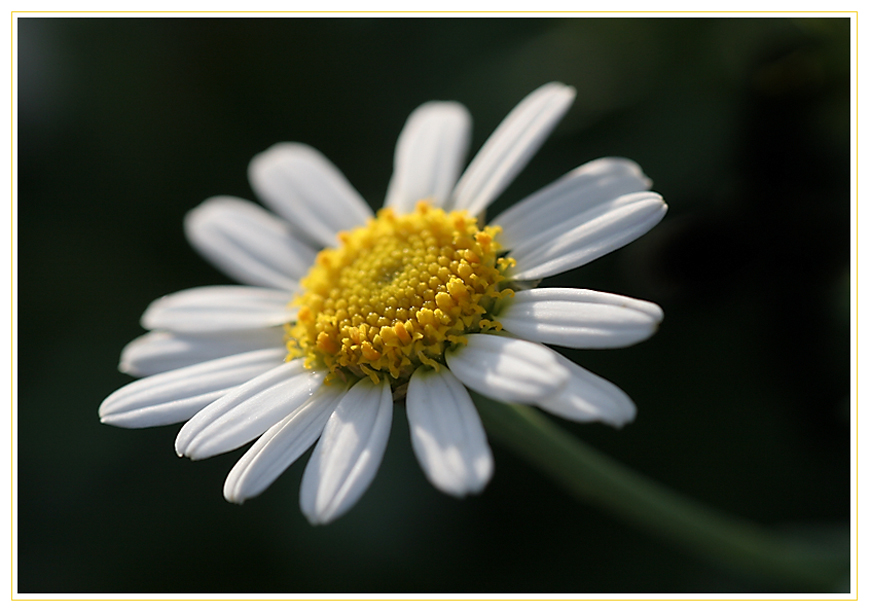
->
[451,82,576,216]
[223,382,349,504]
[444,334,569,405]
[175,360,326,460]
[299,378,393,525]
[497,288,664,349]
[493,157,652,250]
[248,142,373,247]
[185,196,316,290]
[119,328,286,377]
[538,353,637,427]
[508,191,668,282]
[99,348,286,428]
[384,101,472,213]
[141,286,296,334]
[406,368,493,496]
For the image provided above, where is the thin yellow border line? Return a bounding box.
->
[854,10,859,603]
[8,8,12,605]
[6,10,863,14]
[4,596,865,601]
[7,10,859,602]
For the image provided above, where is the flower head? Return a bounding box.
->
[100,83,667,524]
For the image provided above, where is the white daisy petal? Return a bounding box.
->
[445,334,570,405]
[249,142,373,247]
[384,101,472,213]
[508,191,668,282]
[99,348,286,429]
[141,286,296,334]
[184,196,317,290]
[451,82,576,216]
[492,157,652,250]
[119,328,286,377]
[299,378,393,525]
[538,353,637,427]
[175,360,326,460]
[406,368,493,497]
[223,382,349,504]
[498,288,664,349]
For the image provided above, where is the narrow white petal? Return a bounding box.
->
[185,197,316,290]
[119,328,286,377]
[492,157,652,250]
[498,288,664,349]
[451,82,576,216]
[249,142,373,247]
[99,348,286,429]
[406,368,493,497]
[508,191,668,282]
[538,354,637,427]
[223,382,349,503]
[299,378,393,525]
[175,360,326,460]
[384,101,472,213]
[141,286,296,334]
[445,334,570,405]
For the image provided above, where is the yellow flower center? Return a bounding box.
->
[286,201,513,389]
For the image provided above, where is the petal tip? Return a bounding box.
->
[117,358,136,376]
[222,482,245,505]
[553,81,577,99]
[174,434,189,458]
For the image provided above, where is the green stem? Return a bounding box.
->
[473,395,849,591]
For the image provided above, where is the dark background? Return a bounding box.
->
[17,17,852,593]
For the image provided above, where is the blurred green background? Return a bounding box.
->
[17,17,852,593]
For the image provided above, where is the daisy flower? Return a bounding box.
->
[100,83,667,525]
